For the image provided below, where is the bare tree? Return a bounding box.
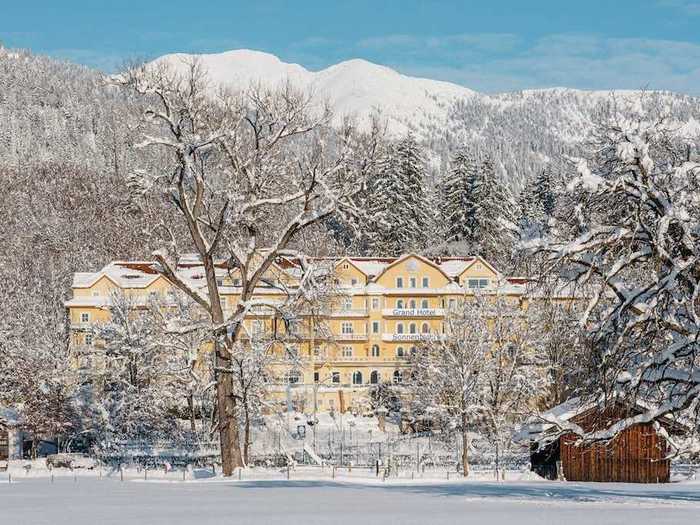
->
[410,294,546,476]
[119,60,381,474]
[538,106,700,450]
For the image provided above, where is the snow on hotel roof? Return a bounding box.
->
[69,254,538,300]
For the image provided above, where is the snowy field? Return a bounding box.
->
[1,470,700,524]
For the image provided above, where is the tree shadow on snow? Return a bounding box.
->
[227,479,700,504]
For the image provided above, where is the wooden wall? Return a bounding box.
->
[560,422,670,483]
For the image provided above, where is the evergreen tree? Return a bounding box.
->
[366,134,431,255]
[518,166,557,240]
[440,148,477,243]
[463,156,518,261]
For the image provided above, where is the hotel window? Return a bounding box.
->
[372,321,380,334]
[409,299,416,309]
[409,277,417,288]
[371,298,380,310]
[396,277,404,288]
[468,278,489,289]
[396,347,406,358]
[252,320,265,335]
[371,344,380,357]
[314,372,320,383]
[332,371,340,384]
[92,290,99,297]
[409,323,417,334]
[80,312,90,323]
[449,298,456,309]
[422,323,430,334]
[352,371,363,385]
[370,371,380,384]
[350,278,358,286]
[397,299,404,309]
[84,333,93,346]
[410,346,417,356]
[421,299,429,308]
[397,323,404,334]
[422,277,429,288]
[286,370,301,384]
[342,346,353,357]
[393,370,403,384]
[341,322,353,334]
[341,297,352,310]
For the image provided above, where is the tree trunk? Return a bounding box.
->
[187,393,196,433]
[215,340,243,476]
[461,412,469,477]
[243,409,251,466]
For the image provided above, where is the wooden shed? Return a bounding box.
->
[0,408,22,466]
[527,399,684,484]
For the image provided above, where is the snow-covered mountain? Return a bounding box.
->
[2,47,698,191]
[151,50,478,133]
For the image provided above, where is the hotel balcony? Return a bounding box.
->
[335,333,369,342]
[382,308,445,318]
[328,308,369,318]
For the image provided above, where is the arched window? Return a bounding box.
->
[370,370,380,384]
[393,370,403,384]
[409,299,416,309]
[397,299,404,309]
[397,323,404,334]
[421,299,429,309]
[422,323,430,334]
[409,323,417,334]
[352,371,363,385]
[371,344,380,357]
[396,346,405,357]
[410,346,417,356]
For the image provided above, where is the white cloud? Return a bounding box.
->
[360,33,700,95]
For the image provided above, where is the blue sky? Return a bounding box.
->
[2,0,700,94]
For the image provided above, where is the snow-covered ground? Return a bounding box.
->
[2,468,700,524]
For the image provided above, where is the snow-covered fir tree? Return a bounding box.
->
[440,148,478,244]
[452,156,519,262]
[518,166,558,240]
[366,134,432,255]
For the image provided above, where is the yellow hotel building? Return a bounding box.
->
[66,253,530,414]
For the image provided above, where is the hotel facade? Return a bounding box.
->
[66,253,532,414]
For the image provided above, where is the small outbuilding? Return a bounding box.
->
[0,408,23,466]
[525,399,685,484]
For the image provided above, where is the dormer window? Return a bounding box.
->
[409,277,417,288]
[422,277,429,288]
[396,277,404,288]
